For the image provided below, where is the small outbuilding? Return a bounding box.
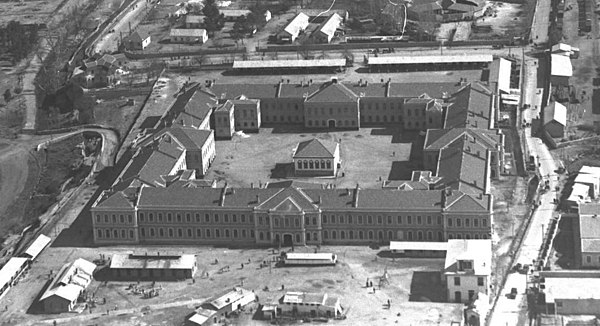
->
[39,258,96,313]
[122,30,151,51]
[543,101,567,138]
[186,287,256,325]
[278,291,343,318]
[108,253,197,281]
[277,12,309,43]
[293,138,340,177]
[21,234,51,260]
[170,29,208,44]
[550,54,572,86]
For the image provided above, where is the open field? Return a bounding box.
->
[0,0,65,25]
[91,93,148,140]
[0,244,451,326]
[205,126,418,188]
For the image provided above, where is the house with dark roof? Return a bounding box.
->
[122,30,151,51]
[277,12,309,43]
[304,78,360,129]
[408,0,486,22]
[293,138,340,176]
[444,82,495,130]
[185,15,204,29]
[72,53,128,88]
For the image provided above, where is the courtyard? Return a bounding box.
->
[0,244,451,326]
[204,126,421,189]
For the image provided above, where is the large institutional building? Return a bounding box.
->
[91,77,504,247]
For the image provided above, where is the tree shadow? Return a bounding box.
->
[270,163,294,179]
[409,271,446,302]
[552,215,576,269]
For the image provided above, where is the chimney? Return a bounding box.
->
[365,81,368,86]
[466,146,471,152]
[346,188,350,196]
[477,150,481,157]
[251,182,254,188]
[256,195,261,204]
[219,183,228,206]
[473,180,477,187]
[317,196,322,204]
[352,183,360,208]
[157,252,160,257]
[358,79,362,86]
[331,77,338,84]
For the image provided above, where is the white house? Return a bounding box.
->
[39,258,96,313]
[187,287,256,325]
[122,30,151,51]
[444,239,492,303]
[170,29,208,44]
[278,291,343,318]
[543,101,567,138]
[277,12,309,43]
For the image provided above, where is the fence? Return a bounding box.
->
[123,47,246,60]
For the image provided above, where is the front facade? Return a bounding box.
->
[213,101,235,139]
[91,186,492,246]
[293,139,340,177]
[232,99,261,131]
[444,239,492,303]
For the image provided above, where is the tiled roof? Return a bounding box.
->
[357,189,443,209]
[185,15,203,24]
[126,30,150,43]
[579,206,600,243]
[345,82,388,97]
[293,138,337,158]
[303,189,355,209]
[444,190,490,211]
[267,180,324,189]
[210,83,279,99]
[444,82,493,129]
[215,100,234,112]
[145,127,213,151]
[279,83,321,98]
[175,87,217,126]
[257,187,319,211]
[388,82,459,98]
[170,28,207,37]
[307,81,358,103]
[95,191,135,209]
[436,137,488,194]
[424,128,502,151]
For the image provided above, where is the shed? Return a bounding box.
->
[21,234,51,260]
[550,54,572,86]
[0,257,29,300]
[543,102,566,138]
[108,253,197,281]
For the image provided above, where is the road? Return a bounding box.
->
[92,0,152,54]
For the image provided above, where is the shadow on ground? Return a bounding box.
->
[409,271,446,302]
[270,163,294,179]
[552,215,576,269]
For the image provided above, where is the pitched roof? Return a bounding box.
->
[444,239,492,276]
[424,128,502,151]
[185,15,203,24]
[345,82,388,97]
[307,81,358,103]
[444,82,493,129]
[435,136,489,194]
[175,88,217,126]
[388,82,459,98]
[282,12,309,37]
[551,54,573,77]
[170,28,207,38]
[126,30,150,43]
[444,190,491,211]
[315,13,343,39]
[210,83,279,99]
[95,191,135,209]
[293,138,338,158]
[543,101,567,126]
[144,127,213,151]
[257,187,319,212]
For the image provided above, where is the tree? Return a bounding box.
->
[3,89,12,103]
[202,0,224,33]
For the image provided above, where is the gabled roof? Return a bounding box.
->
[293,138,338,158]
[95,191,135,209]
[424,128,502,151]
[307,81,358,103]
[551,54,573,77]
[436,137,488,194]
[444,190,490,211]
[543,101,567,126]
[257,187,319,212]
[142,127,213,151]
[444,82,493,129]
[315,13,343,39]
[282,12,309,37]
[125,30,151,43]
[210,83,279,99]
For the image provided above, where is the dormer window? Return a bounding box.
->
[458,259,473,271]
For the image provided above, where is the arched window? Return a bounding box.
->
[259,232,264,240]
[348,216,353,224]
[303,160,308,169]
[121,230,126,238]
[417,231,423,240]
[295,234,300,243]
[297,161,302,169]
[332,231,337,239]
[323,231,329,239]
[215,229,220,238]
[315,160,320,169]
[349,230,354,239]
[378,231,383,240]
[140,228,146,237]
[427,231,433,240]
[312,217,317,225]
[305,217,309,225]
[388,231,393,241]
[197,229,202,237]
[309,160,314,169]
[306,232,311,241]
[438,231,444,241]
[408,231,413,240]
[368,216,373,224]
[341,231,345,239]
[359,231,364,239]
[104,230,110,238]
[465,218,470,227]
[150,228,155,236]
[326,161,331,169]
[114,230,119,238]
[225,229,230,237]
[168,228,174,237]
[313,232,317,241]
[368,231,374,239]
[295,219,300,227]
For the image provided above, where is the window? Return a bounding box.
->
[215,229,220,238]
[349,230,354,239]
[324,231,328,239]
[368,216,373,224]
[150,228,155,236]
[377,216,382,224]
[331,215,336,224]
[358,216,363,224]
[186,214,191,222]
[587,256,592,263]
[359,231,364,239]
[167,213,172,222]
[474,219,479,227]
[295,234,300,243]
[417,216,422,225]
[313,217,317,225]
[297,161,302,169]
[187,229,192,237]
[427,216,432,224]
[368,231,374,239]
[169,228,174,237]
[206,229,211,237]
[387,216,392,224]
[241,215,246,223]
[197,229,202,237]
[468,290,475,300]
[104,215,109,223]
[196,214,200,222]
[295,219,300,227]
[96,215,101,223]
[477,277,484,286]
[241,229,246,237]
[448,218,453,227]
[129,230,134,238]
[105,230,110,238]
[332,231,337,239]
[341,231,346,239]
[115,230,120,238]
[97,229,102,238]
[274,218,279,227]
[427,231,433,240]
[205,214,210,222]
[323,215,327,224]
[417,231,423,240]
[482,219,487,227]
[556,302,563,308]
[437,216,442,225]
[112,215,117,223]
[454,277,460,286]
[407,216,412,224]
[465,218,470,227]
[456,218,462,227]
[306,232,311,241]
[225,229,230,237]
[397,216,402,224]
[177,214,182,222]
[215,214,219,222]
